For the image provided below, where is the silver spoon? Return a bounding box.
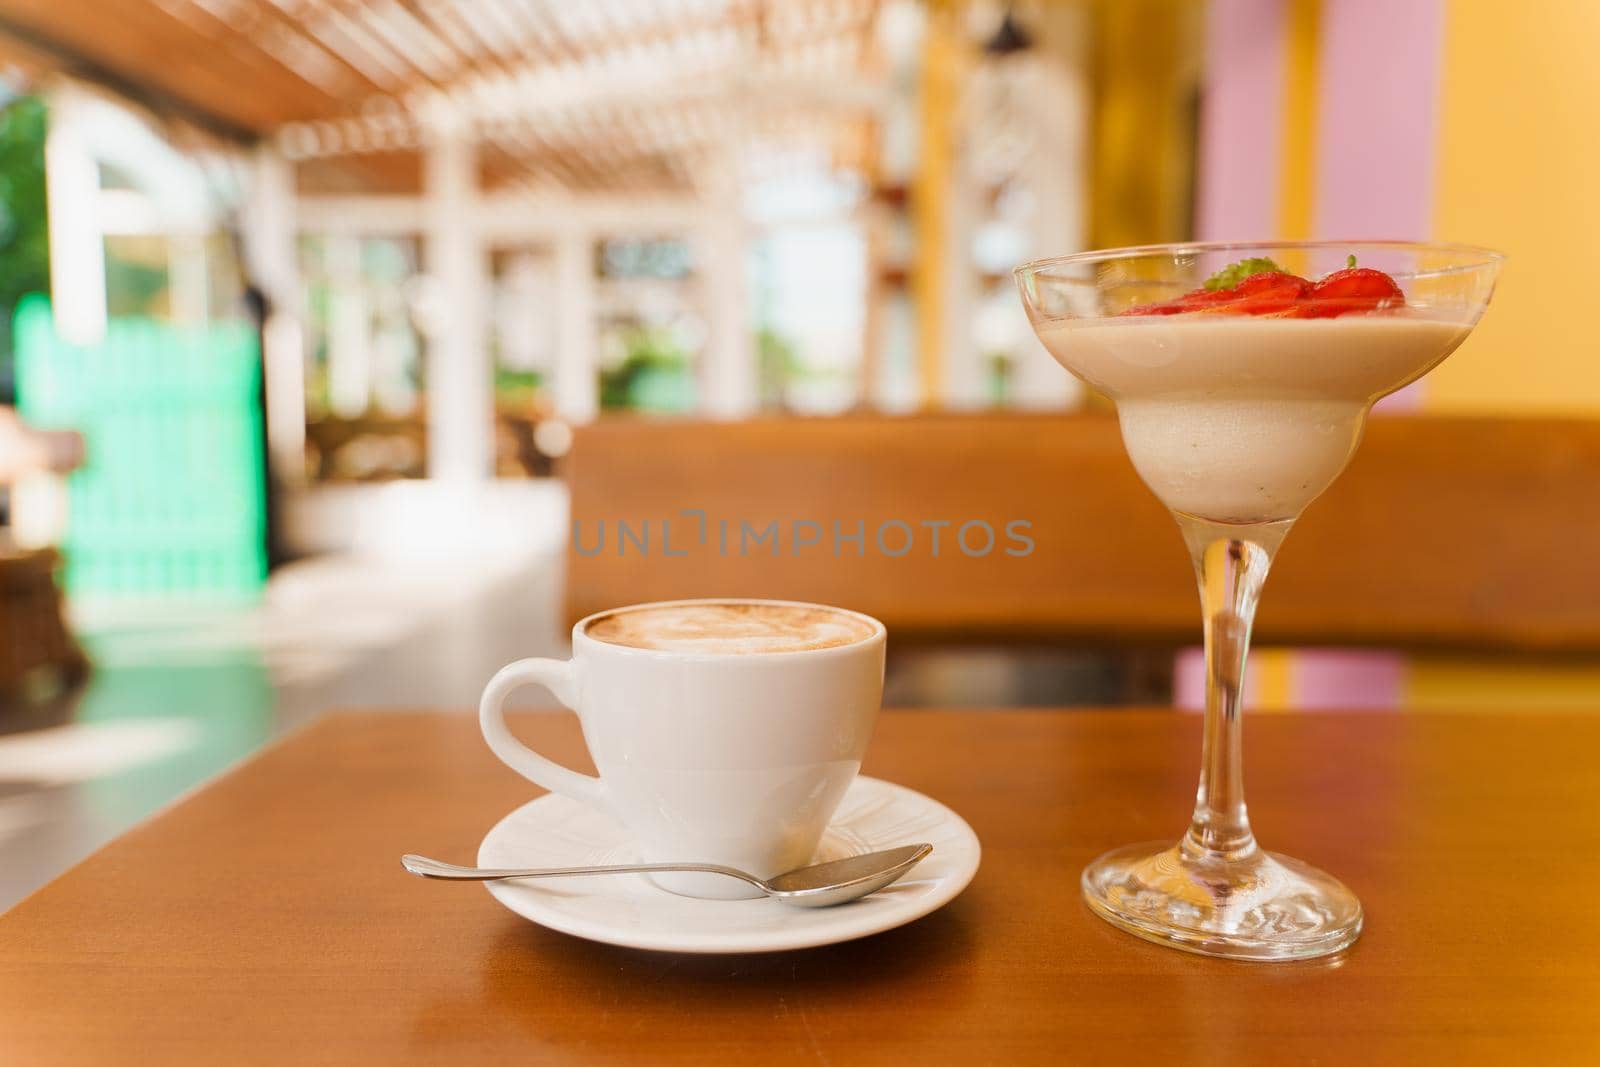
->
[401,843,933,908]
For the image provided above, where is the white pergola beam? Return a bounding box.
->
[294,193,708,237]
[465,68,887,129]
[279,71,887,161]
[292,194,427,235]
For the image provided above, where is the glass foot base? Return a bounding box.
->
[1081,840,1362,961]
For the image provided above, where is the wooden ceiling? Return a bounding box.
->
[0,0,884,194]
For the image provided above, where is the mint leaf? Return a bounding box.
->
[1203,256,1282,292]
[1346,253,1357,268]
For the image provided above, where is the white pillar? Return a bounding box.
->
[423,126,493,480]
[243,146,308,484]
[939,145,983,408]
[326,234,370,418]
[700,200,756,417]
[1010,51,1088,410]
[554,228,598,422]
[44,87,107,346]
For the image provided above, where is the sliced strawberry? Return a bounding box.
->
[1300,267,1405,318]
[1117,269,1317,317]
[1118,299,1189,316]
[1200,270,1311,316]
[1173,287,1232,309]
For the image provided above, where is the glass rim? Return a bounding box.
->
[1014,239,1507,283]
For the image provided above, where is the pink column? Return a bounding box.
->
[1312,0,1445,242]
[1195,0,1289,241]
[1316,0,1446,415]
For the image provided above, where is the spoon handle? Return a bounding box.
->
[401,854,766,890]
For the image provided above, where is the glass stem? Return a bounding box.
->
[1176,517,1290,860]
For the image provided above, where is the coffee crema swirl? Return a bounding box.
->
[585,602,875,654]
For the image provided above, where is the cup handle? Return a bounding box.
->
[478,658,609,811]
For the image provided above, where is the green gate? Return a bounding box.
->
[13,296,267,599]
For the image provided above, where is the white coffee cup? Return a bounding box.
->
[478,598,886,898]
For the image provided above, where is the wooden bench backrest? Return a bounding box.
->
[564,414,1600,654]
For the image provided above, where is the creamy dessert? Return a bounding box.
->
[1015,243,1501,962]
[1036,312,1470,521]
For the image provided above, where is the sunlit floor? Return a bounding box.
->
[0,484,572,911]
[0,556,572,909]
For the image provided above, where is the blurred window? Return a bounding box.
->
[596,236,701,414]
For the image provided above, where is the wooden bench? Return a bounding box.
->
[564,413,1600,655]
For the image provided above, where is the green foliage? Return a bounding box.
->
[1202,256,1281,292]
[104,238,171,317]
[0,95,50,400]
[986,352,1013,406]
[756,326,801,409]
[598,326,695,412]
[493,366,545,409]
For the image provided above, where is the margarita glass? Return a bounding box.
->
[1015,241,1502,960]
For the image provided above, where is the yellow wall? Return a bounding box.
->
[1406,0,1600,707]
[1407,657,1600,711]
[1427,0,1600,414]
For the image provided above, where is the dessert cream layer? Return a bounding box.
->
[1037,313,1471,522]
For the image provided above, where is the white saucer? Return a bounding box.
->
[477,775,980,954]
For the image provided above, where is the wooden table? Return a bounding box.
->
[3,708,1599,1064]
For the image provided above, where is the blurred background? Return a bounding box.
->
[0,0,1596,907]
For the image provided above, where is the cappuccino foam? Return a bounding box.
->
[585,602,874,654]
